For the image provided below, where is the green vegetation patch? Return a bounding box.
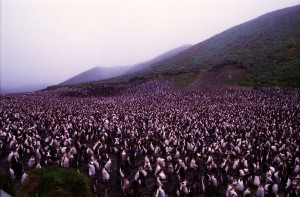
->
[160,70,202,88]
[240,57,300,87]
[18,166,91,197]
[173,73,198,88]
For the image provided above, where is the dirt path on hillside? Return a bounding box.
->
[188,66,252,91]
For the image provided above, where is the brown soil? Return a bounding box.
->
[189,66,252,90]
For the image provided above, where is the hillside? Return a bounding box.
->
[126,44,192,74]
[109,5,300,88]
[59,45,191,86]
[60,66,131,85]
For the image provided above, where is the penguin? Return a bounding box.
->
[144,155,153,172]
[119,167,125,178]
[155,185,166,197]
[88,162,95,177]
[157,157,165,168]
[167,162,174,176]
[156,175,163,187]
[210,174,218,190]
[154,164,162,177]
[166,154,173,162]
[134,166,147,186]
[256,185,265,197]
[35,148,42,160]
[7,151,14,163]
[190,157,197,170]
[121,178,131,195]
[232,158,239,170]
[294,164,300,173]
[179,180,189,196]
[158,171,167,181]
[61,154,69,168]
[236,178,244,193]
[104,157,112,172]
[226,184,233,197]
[272,184,278,194]
[253,175,260,187]
[91,158,100,170]
[36,160,42,169]
[9,167,15,179]
[243,187,251,196]
[21,172,28,184]
[102,167,110,182]
[28,156,35,168]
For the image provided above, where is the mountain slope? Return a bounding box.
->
[59,45,192,86]
[60,66,131,85]
[113,5,300,88]
[127,45,192,74]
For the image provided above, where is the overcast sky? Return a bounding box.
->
[1,0,299,93]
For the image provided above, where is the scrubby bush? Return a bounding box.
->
[17,167,91,197]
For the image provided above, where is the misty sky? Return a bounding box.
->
[1,0,299,93]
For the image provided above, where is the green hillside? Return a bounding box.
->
[112,5,300,88]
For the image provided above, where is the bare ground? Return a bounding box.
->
[188,66,252,90]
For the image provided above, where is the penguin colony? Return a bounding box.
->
[0,81,299,197]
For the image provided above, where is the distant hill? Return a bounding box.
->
[1,84,49,94]
[127,45,192,73]
[60,66,131,85]
[110,5,300,88]
[59,45,192,86]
